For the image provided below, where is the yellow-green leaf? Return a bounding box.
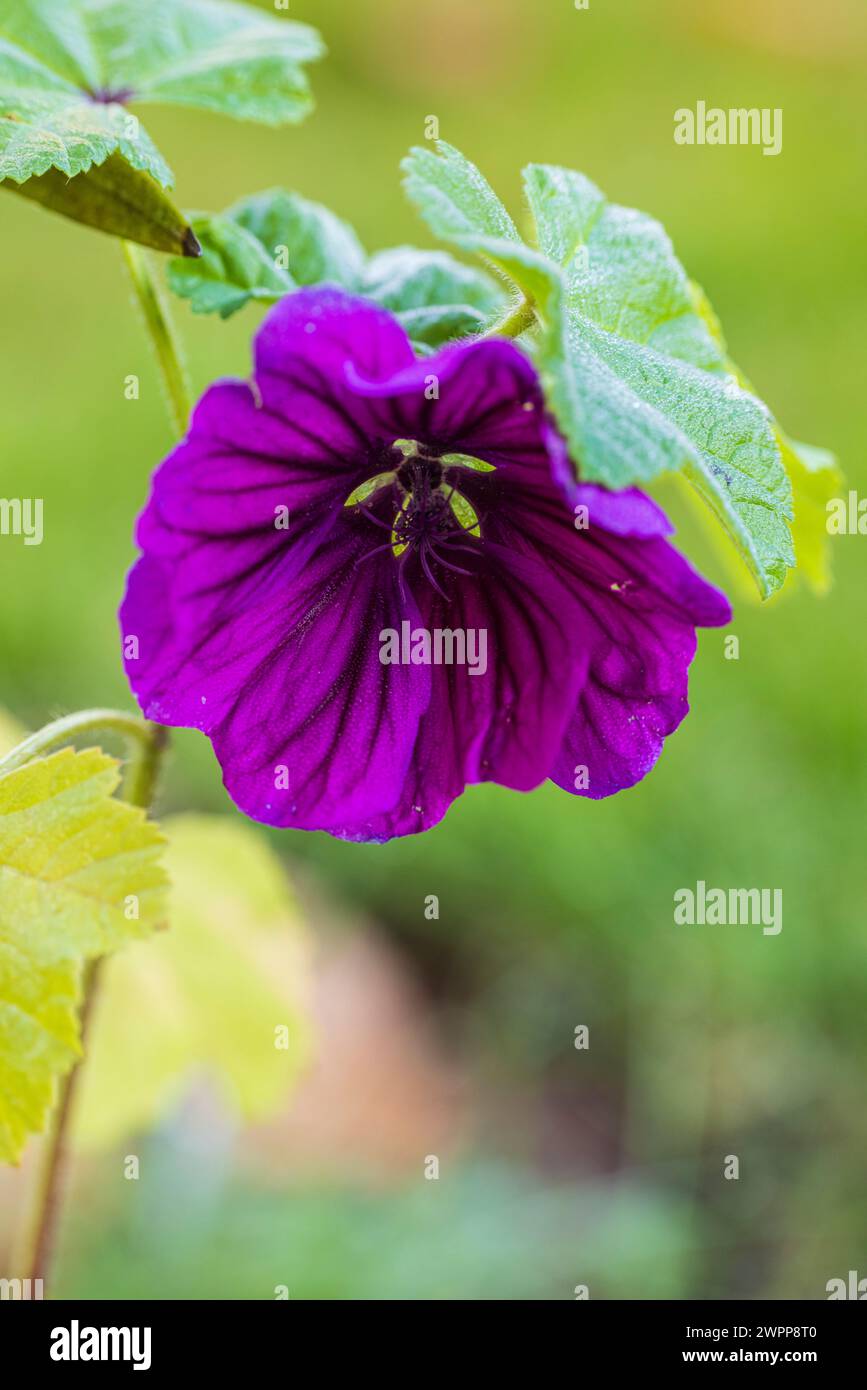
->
[0,747,167,1164]
[74,814,311,1149]
[779,434,842,595]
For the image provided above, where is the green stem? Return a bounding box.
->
[122,240,191,437]
[484,294,537,340]
[8,714,168,1294]
[0,708,156,779]
[121,721,169,810]
[19,957,103,1288]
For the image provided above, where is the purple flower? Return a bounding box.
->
[120,288,730,841]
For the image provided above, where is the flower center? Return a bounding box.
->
[345,440,492,597]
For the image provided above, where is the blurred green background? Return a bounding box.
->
[1,0,866,1299]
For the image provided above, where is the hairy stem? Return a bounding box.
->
[8,714,168,1294]
[122,239,191,437]
[484,294,537,340]
[121,721,169,810]
[0,708,156,778]
[19,957,103,1288]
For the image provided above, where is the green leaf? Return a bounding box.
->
[0,31,170,185]
[391,304,487,351]
[522,162,606,267]
[532,271,794,598]
[362,246,505,347]
[525,165,728,371]
[74,815,311,1149]
[84,0,323,121]
[524,163,793,600]
[168,211,294,318]
[362,245,502,314]
[229,188,365,288]
[0,747,167,1164]
[169,190,364,318]
[167,191,507,343]
[401,140,521,248]
[5,150,200,254]
[0,0,323,245]
[403,145,796,598]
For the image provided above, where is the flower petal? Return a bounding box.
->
[545,514,731,797]
[136,381,343,589]
[254,285,416,451]
[348,336,574,492]
[571,483,674,538]
[210,532,430,838]
[359,542,589,838]
[126,523,430,837]
[461,468,729,799]
[123,290,419,734]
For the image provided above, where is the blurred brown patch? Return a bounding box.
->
[347,0,534,95]
[248,927,471,1185]
[0,1145,39,1271]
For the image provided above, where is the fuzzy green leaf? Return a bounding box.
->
[0,746,167,1164]
[403,145,797,598]
[362,245,504,347]
[167,192,506,343]
[532,272,794,599]
[393,303,490,351]
[229,188,365,289]
[75,814,310,1148]
[169,190,364,318]
[0,0,323,187]
[523,163,793,600]
[362,245,502,314]
[168,211,294,318]
[522,162,606,268]
[401,140,521,248]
